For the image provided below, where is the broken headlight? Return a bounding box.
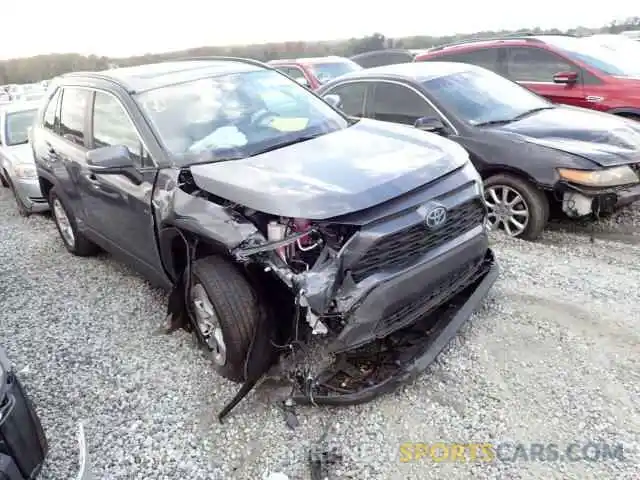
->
[557,165,639,188]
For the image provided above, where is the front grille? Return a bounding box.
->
[349,199,485,283]
[375,254,490,335]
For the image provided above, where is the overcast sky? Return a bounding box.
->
[1,0,637,59]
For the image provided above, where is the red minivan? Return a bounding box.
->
[415,34,640,121]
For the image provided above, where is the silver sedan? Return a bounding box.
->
[0,101,49,216]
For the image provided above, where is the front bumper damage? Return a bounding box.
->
[557,181,640,218]
[290,249,498,406]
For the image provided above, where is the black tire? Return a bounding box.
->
[49,187,100,256]
[190,255,263,383]
[484,173,549,241]
[7,178,31,217]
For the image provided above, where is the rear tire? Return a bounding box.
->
[49,187,100,256]
[484,173,549,241]
[190,255,263,383]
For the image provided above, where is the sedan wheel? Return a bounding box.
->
[52,198,75,248]
[191,283,227,367]
[484,184,530,237]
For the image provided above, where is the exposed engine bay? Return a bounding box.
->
[163,167,498,423]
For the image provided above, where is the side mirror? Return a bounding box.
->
[85,144,142,184]
[552,71,578,85]
[414,116,446,134]
[295,77,310,87]
[323,94,342,109]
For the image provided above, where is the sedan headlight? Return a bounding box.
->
[14,164,37,179]
[557,166,639,188]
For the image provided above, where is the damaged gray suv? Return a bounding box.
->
[31,58,498,420]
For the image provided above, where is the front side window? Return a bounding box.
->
[506,47,574,82]
[136,69,349,164]
[324,82,368,117]
[308,60,362,84]
[370,82,438,125]
[423,68,551,125]
[92,91,146,166]
[59,87,90,147]
[4,109,38,146]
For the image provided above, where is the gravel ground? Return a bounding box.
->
[1,187,639,480]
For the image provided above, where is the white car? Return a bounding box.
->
[0,101,49,216]
[583,34,640,53]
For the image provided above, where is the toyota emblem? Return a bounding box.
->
[424,205,447,229]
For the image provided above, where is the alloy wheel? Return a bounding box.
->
[52,198,75,247]
[191,283,227,366]
[484,185,530,237]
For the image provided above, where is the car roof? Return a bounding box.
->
[418,34,578,57]
[268,56,350,65]
[329,61,477,83]
[61,59,266,93]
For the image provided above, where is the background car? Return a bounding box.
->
[414,34,640,121]
[350,48,431,68]
[30,58,496,417]
[0,101,49,216]
[318,61,640,240]
[268,56,362,89]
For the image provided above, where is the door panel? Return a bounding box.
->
[81,89,165,282]
[505,46,588,108]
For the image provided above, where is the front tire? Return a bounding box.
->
[483,173,549,241]
[49,187,100,256]
[190,256,263,383]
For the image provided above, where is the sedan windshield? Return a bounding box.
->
[136,69,349,163]
[423,69,551,126]
[4,109,37,146]
[308,60,362,84]
[545,37,640,77]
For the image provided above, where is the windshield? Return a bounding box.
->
[309,60,362,84]
[4,109,37,146]
[546,37,640,77]
[136,69,349,163]
[423,69,551,126]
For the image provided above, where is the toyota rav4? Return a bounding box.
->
[31,57,498,419]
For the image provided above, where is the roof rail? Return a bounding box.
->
[427,35,543,52]
[426,32,577,53]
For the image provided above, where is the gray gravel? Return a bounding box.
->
[1,186,639,480]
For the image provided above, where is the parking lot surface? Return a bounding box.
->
[1,187,638,480]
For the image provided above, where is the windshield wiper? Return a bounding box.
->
[251,132,326,156]
[475,106,555,127]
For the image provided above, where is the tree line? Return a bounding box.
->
[1,17,639,85]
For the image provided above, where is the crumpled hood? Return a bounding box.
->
[495,106,640,167]
[2,144,35,165]
[188,119,468,219]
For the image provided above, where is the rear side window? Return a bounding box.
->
[424,47,501,73]
[325,82,368,117]
[506,47,574,82]
[43,88,62,132]
[92,91,146,166]
[59,87,90,147]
